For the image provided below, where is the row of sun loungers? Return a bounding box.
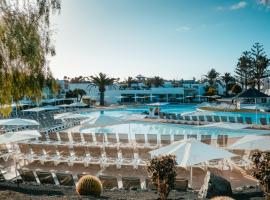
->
[18,134,230,170]
[32,131,229,147]
[14,165,189,191]
[159,112,270,125]
[18,142,154,166]
[43,120,81,133]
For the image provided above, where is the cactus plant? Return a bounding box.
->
[76,175,103,196]
[211,197,235,200]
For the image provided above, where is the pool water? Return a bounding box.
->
[80,105,270,138]
[194,110,270,124]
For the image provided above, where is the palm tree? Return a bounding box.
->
[221,72,234,96]
[145,76,164,88]
[86,73,118,106]
[125,76,137,88]
[152,76,164,87]
[204,68,220,87]
[73,88,86,102]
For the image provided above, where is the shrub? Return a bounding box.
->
[251,151,270,196]
[211,197,235,200]
[76,175,103,196]
[147,155,177,200]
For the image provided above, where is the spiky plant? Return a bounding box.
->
[76,175,103,196]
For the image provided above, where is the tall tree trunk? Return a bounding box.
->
[100,92,105,106]
[257,79,261,92]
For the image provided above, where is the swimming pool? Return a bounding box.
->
[81,121,269,139]
[80,105,270,138]
[81,104,197,118]
[191,109,270,124]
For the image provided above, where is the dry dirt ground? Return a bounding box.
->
[0,182,266,200]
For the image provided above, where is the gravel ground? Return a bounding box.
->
[0,182,266,200]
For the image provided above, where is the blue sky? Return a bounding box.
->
[50,0,270,80]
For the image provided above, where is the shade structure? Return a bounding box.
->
[229,135,270,151]
[147,102,169,106]
[81,114,125,130]
[115,96,128,99]
[54,113,88,120]
[132,96,146,99]
[241,105,262,110]
[0,118,39,126]
[41,105,60,110]
[149,138,235,167]
[69,102,87,107]
[58,104,70,108]
[236,88,269,98]
[199,122,251,130]
[149,139,235,187]
[0,130,40,144]
[209,95,221,98]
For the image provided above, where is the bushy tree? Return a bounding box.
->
[235,43,270,92]
[204,68,220,87]
[147,155,177,200]
[235,51,253,90]
[205,86,217,96]
[145,76,164,88]
[231,84,242,95]
[0,0,61,116]
[251,43,270,91]
[124,76,137,88]
[251,151,270,198]
[221,73,235,96]
[65,90,76,99]
[73,88,86,102]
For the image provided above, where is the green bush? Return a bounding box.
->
[251,151,270,196]
[147,155,177,200]
[76,175,103,196]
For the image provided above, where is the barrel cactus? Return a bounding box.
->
[211,197,235,200]
[76,175,103,196]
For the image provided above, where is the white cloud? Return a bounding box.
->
[230,1,248,10]
[258,0,269,5]
[176,26,191,32]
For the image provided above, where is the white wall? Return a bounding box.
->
[69,83,184,104]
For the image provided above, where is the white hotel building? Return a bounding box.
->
[65,80,225,104]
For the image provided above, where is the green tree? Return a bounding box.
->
[0,0,60,116]
[205,86,217,96]
[251,151,270,199]
[73,89,87,102]
[231,84,242,95]
[144,76,164,88]
[235,51,253,90]
[86,73,118,106]
[152,76,164,87]
[65,90,77,99]
[204,68,220,87]
[251,43,270,91]
[124,76,137,88]
[221,73,235,96]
